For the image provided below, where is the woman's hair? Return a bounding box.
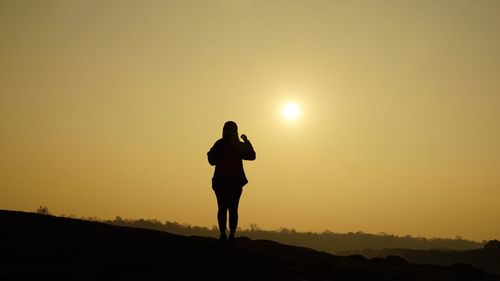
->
[223,121,238,138]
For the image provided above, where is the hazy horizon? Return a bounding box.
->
[25,207,494,243]
[1,0,499,241]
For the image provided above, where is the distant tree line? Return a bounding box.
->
[42,204,484,254]
[100,216,485,254]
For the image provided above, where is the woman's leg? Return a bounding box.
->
[215,190,228,240]
[228,188,243,240]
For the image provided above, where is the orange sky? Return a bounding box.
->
[1,0,499,241]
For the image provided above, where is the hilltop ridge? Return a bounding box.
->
[0,210,498,281]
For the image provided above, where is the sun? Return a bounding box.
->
[282,103,300,120]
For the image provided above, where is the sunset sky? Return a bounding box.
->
[1,0,499,241]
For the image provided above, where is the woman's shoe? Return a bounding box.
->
[228,233,235,243]
[219,233,227,242]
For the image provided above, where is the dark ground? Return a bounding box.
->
[340,243,500,276]
[0,210,498,281]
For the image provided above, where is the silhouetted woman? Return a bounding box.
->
[207,121,256,242]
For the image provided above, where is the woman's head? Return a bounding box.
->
[223,121,238,139]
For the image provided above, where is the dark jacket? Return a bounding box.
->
[207,137,256,190]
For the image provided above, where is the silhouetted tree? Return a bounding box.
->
[249,223,260,232]
[36,205,50,215]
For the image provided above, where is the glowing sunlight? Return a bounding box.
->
[282,103,300,120]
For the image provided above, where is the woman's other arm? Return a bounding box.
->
[240,134,256,161]
[207,141,220,166]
